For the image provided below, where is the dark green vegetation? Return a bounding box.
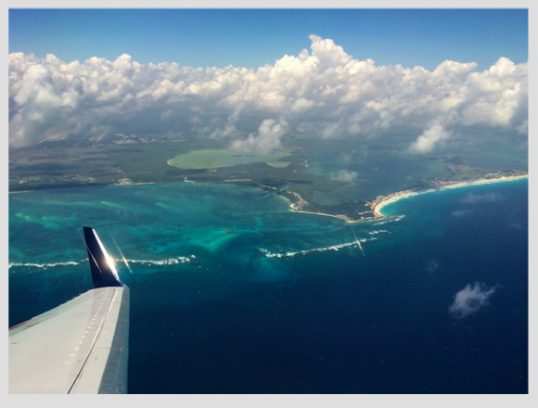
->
[9,129,527,220]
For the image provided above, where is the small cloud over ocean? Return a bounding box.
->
[449,282,497,318]
[451,209,475,218]
[461,192,503,205]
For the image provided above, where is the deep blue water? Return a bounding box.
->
[9,179,528,393]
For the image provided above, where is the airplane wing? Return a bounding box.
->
[9,227,129,394]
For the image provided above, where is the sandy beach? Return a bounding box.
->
[286,173,528,223]
[372,173,528,217]
[290,208,359,223]
[115,178,156,186]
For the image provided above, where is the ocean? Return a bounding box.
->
[8,179,528,393]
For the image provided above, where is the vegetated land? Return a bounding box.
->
[167,149,291,169]
[10,133,527,221]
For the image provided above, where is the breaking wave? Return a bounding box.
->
[124,255,195,266]
[8,260,82,269]
[372,215,405,226]
[260,237,378,259]
[368,229,389,235]
[9,255,196,269]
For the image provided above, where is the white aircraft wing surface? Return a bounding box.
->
[9,227,129,394]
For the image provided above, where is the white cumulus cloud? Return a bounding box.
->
[230,118,288,154]
[409,124,451,154]
[449,282,497,318]
[9,35,528,150]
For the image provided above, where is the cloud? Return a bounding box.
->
[409,124,451,154]
[450,209,475,218]
[229,118,287,154]
[330,169,358,182]
[9,35,528,149]
[449,282,497,318]
[461,192,503,204]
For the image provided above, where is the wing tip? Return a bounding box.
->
[83,226,123,288]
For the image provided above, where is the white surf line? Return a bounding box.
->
[9,255,195,269]
[8,260,82,269]
[110,236,134,277]
[123,256,193,265]
[260,237,376,259]
[349,225,366,257]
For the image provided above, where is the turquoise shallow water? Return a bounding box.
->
[9,179,528,393]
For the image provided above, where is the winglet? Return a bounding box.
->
[83,227,123,288]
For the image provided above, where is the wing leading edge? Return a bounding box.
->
[9,227,129,394]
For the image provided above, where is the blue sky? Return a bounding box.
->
[10,9,527,69]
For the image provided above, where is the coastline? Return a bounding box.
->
[8,179,156,194]
[289,207,360,223]
[371,173,528,218]
[286,173,528,223]
[10,172,528,224]
[287,190,362,223]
